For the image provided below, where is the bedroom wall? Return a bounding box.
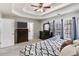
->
[0,13,2,18]
[33,20,41,39]
[41,10,79,39]
[15,18,41,40]
[1,14,42,40]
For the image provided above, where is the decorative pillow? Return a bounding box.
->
[73,40,79,47]
[60,39,73,52]
[60,44,77,56]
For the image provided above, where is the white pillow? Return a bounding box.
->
[73,40,79,47]
[75,46,79,56]
[60,44,77,56]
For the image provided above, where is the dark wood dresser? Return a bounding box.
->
[16,29,28,43]
[39,30,51,40]
[39,22,51,40]
[16,22,28,43]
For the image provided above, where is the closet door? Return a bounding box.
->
[1,19,14,48]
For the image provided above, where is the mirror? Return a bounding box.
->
[43,22,50,31]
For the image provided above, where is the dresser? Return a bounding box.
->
[16,22,28,43]
[39,22,51,40]
[39,30,51,40]
[16,29,28,43]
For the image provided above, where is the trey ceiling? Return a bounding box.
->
[0,3,79,20]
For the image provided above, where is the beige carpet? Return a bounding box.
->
[0,39,41,56]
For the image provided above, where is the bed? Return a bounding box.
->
[20,37,64,56]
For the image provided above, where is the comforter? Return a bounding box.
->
[20,37,64,56]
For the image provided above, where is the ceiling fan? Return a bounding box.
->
[31,3,51,12]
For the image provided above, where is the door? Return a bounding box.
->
[1,19,14,48]
[28,22,34,40]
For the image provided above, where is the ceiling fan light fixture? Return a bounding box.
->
[36,8,43,12]
[31,3,51,12]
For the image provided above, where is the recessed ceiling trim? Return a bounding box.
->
[42,4,79,19]
[12,3,79,20]
[42,3,72,16]
[12,9,44,20]
[12,3,72,16]
[22,3,72,16]
[22,7,42,16]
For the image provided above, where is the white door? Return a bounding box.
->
[28,22,34,40]
[1,19,14,48]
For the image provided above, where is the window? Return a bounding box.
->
[56,23,61,36]
[64,20,71,38]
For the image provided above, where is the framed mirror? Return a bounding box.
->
[43,22,50,31]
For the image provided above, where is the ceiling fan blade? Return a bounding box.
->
[44,6,51,8]
[31,5,38,7]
